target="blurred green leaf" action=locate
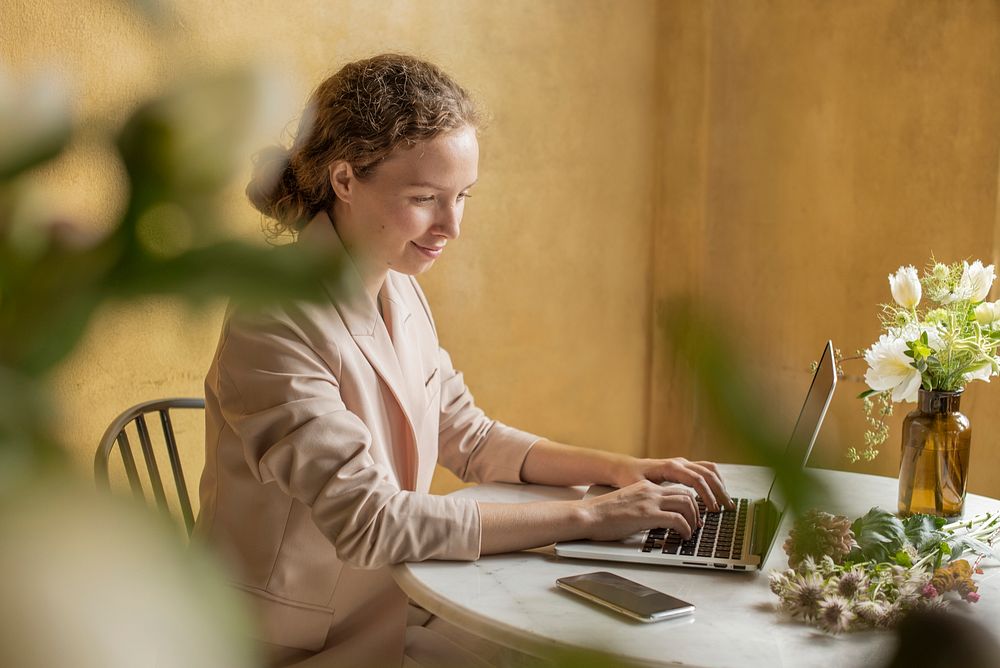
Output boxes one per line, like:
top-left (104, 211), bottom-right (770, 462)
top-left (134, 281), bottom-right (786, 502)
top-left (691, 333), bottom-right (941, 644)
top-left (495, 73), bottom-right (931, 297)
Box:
top-left (116, 70), bottom-right (258, 219)
top-left (658, 297), bottom-right (828, 515)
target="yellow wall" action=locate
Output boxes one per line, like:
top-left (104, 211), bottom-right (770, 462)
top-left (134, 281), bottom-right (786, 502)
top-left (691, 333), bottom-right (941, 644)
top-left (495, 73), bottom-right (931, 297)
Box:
top-left (4, 0), bottom-right (999, 508)
top-left (651, 1), bottom-right (1000, 498)
top-left (1, 0), bottom-right (659, 502)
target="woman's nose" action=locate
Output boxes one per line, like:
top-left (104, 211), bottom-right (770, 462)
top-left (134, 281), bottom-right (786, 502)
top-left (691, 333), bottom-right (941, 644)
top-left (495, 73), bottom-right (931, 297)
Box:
top-left (436, 203), bottom-right (462, 239)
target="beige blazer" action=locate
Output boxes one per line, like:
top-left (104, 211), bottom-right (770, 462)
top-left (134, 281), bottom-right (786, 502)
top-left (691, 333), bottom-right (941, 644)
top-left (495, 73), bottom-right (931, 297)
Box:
top-left (195, 212), bottom-right (540, 666)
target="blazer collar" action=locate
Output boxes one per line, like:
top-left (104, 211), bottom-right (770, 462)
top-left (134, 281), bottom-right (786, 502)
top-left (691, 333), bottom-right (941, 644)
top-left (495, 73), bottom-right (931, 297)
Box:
top-left (298, 211), bottom-right (422, 489)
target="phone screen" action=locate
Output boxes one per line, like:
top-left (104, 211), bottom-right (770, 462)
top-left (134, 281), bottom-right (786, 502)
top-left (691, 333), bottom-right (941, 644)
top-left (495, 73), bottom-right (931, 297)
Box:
top-left (556, 571), bottom-right (695, 622)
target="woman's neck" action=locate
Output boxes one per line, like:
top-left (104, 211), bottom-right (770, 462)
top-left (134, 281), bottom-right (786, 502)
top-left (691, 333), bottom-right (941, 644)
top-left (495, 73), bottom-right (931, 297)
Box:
top-left (328, 213), bottom-right (386, 303)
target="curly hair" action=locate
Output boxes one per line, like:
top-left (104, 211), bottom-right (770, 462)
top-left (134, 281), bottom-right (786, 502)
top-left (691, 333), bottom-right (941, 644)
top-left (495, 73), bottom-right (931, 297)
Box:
top-left (247, 53), bottom-right (481, 237)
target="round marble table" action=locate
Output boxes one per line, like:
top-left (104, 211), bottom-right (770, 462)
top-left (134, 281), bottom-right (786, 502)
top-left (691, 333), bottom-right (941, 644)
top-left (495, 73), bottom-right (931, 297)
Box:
top-left (391, 464), bottom-right (1000, 668)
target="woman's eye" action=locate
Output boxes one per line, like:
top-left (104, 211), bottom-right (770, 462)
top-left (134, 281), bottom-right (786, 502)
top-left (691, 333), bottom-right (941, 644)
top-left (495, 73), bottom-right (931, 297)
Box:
top-left (412, 195), bottom-right (435, 203)
top-left (458, 192), bottom-right (472, 201)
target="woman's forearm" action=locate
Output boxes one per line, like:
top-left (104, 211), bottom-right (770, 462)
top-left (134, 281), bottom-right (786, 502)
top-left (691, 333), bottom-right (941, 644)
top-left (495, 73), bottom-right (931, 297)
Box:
top-left (518, 438), bottom-right (634, 488)
top-left (478, 480), bottom-right (703, 554)
top-left (478, 500), bottom-right (593, 554)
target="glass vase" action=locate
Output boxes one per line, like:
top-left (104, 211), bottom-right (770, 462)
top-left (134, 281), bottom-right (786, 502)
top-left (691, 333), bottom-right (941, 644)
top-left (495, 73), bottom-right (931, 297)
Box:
top-left (897, 389), bottom-right (971, 519)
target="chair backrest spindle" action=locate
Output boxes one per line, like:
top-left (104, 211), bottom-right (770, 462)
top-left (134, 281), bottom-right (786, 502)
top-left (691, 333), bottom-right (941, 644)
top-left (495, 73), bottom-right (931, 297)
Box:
top-left (160, 409), bottom-right (196, 535)
top-left (95, 398), bottom-right (205, 539)
top-left (135, 413), bottom-right (169, 514)
top-left (115, 431), bottom-right (145, 499)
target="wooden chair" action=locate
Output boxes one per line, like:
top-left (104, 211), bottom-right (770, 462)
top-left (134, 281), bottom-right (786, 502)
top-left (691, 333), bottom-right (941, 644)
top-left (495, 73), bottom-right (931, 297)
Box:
top-left (95, 398), bottom-right (205, 537)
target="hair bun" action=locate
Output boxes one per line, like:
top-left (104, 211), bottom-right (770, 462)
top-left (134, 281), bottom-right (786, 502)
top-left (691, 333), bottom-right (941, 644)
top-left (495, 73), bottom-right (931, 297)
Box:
top-left (246, 144), bottom-right (297, 221)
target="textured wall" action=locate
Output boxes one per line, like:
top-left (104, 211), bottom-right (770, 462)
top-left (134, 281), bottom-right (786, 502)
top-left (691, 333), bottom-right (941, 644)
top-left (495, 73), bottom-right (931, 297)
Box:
top-left (7, 0), bottom-right (998, 510)
top-left (1, 1), bottom-right (658, 501)
top-left (651, 1), bottom-right (1000, 498)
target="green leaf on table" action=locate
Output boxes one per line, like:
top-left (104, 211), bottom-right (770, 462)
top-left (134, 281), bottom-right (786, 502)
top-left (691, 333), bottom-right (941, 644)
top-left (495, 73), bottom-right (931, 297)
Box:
top-left (849, 507), bottom-right (907, 563)
top-left (903, 514), bottom-right (947, 556)
top-left (894, 550), bottom-right (913, 567)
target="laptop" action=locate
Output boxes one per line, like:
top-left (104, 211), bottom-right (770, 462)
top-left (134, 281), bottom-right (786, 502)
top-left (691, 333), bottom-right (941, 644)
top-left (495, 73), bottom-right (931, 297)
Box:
top-left (554, 340), bottom-right (837, 572)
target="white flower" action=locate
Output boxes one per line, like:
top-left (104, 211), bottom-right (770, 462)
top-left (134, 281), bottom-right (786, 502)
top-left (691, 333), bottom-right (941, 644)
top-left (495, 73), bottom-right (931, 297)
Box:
top-left (890, 323), bottom-right (945, 351)
top-left (864, 335), bottom-right (922, 402)
top-left (964, 362), bottom-right (994, 384)
top-left (958, 260), bottom-right (995, 303)
top-left (888, 265), bottom-right (922, 309)
top-left (974, 300), bottom-right (1000, 325)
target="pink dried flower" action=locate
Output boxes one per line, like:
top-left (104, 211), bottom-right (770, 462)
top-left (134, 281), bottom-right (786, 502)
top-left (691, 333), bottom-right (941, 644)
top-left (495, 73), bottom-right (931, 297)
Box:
top-left (921, 583), bottom-right (939, 599)
top-left (965, 591), bottom-right (981, 604)
top-left (817, 596), bottom-right (855, 634)
top-left (837, 567), bottom-right (868, 599)
top-left (786, 572), bottom-right (826, 620)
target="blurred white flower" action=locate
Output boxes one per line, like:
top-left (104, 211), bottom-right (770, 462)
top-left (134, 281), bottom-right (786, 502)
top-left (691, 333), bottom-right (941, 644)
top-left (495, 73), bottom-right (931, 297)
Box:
top-left (864, 335), bottom-right (922, 402)
top-left (964, 361), bottom-right (995, 384)
top-left (888, 266), bottom-right (922, 309)
top-left (0, 68), bottom-right (72, 177)
top-left (957, 260), bottom-right (995, 303)
top-left (974, 300), bottom-right (1000, 325)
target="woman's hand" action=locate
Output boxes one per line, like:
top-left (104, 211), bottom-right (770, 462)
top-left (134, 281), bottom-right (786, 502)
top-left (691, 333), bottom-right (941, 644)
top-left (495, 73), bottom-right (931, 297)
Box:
top-left (610, 457), bottom-right (734, 512)
top-left (580, 480), bottom-right (700, 541)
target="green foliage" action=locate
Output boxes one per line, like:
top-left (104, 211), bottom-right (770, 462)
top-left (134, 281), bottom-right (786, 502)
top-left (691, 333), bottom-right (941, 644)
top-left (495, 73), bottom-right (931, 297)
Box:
top-left (0, 67), bottom-right (346, 485)
top-left (659, 298), bottom-right (827, 515)
top-left (903, 514), bottom-right (947, 555)
top-left (849, 508), bottom-right (908, 564)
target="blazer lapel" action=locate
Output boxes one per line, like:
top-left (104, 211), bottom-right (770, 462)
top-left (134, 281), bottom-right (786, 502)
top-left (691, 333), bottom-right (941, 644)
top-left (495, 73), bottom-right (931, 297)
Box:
top-left (381, 275), bottom-right (428, 415)
top-left (299, 212), bottom-right (420, 489)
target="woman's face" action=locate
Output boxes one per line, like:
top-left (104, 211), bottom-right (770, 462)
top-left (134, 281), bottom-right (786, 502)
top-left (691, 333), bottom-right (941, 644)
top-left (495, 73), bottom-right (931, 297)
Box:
top-left (330, 125), bottom-right (479, 284)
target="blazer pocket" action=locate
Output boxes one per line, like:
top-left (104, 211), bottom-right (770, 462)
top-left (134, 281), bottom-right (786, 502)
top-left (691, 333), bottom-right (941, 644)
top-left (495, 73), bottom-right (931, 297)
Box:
top-left (423, 367), bottom-right (441, 406)
top-left (238, 585), bottom-right (335, 652)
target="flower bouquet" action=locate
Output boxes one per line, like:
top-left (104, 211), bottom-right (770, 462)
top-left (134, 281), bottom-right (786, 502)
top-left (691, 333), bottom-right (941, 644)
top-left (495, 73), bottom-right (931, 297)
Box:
top-left (855, 259), bottom-right (1000, 517)
top-left (770, 507), bottom-right (1000, 634)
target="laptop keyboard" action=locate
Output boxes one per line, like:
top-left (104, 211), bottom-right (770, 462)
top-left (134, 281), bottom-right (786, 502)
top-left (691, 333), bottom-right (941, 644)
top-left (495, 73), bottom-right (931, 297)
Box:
top-left (641, 497), bottom-right (749, 560)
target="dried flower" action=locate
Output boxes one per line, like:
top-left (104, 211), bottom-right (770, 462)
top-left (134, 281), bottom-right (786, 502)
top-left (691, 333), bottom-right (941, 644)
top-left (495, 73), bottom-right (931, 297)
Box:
top-left (770, 508), bottom-right (999, 633)
top-left (817, 596), bottom-right (855, 634)
top-left (852, 599), bottom-right (889, 627)
top-left (784, 509), bottom-right (857, 569)
top-left (768, 570), bottom-right (790, 596)
top-left (785, 572), bottom-right (827, 620)
top-left (931, 559), bottom-right (979, 603)
top-left (836, 566), bottom-right (869, 599)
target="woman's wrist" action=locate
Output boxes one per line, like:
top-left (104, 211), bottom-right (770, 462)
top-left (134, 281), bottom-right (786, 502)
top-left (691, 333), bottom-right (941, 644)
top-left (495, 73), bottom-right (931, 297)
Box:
top-left (603, 454), bottom-right (645, 488)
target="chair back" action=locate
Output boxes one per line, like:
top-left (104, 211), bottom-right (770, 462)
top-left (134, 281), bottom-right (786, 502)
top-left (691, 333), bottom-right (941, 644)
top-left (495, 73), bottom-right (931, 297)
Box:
top-left (95, 398), bottom-right (205, 537)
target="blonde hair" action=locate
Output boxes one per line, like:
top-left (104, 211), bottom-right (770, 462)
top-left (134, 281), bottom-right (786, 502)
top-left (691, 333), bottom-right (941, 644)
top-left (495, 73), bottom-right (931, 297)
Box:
top-left (246, 54), bottom-right (480, 236)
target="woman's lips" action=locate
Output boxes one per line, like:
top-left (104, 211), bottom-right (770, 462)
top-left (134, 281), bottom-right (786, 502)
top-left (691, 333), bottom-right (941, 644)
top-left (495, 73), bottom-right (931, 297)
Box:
top-left (412, 242), bottom-right (444, 259)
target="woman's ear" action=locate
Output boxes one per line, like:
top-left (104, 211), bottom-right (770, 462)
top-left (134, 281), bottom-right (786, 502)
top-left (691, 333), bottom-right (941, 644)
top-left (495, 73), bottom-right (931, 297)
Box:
top-left (329, 160), bottom-right (355, 202)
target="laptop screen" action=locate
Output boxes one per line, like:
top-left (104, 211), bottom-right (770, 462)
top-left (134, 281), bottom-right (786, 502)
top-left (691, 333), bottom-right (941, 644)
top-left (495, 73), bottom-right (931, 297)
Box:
top-left (754, 341), bottom-right (837, 565)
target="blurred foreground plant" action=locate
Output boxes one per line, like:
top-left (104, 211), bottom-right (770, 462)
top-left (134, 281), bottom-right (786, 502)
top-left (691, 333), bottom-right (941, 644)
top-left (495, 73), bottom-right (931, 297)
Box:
top-left (0, 57), bottom-right (345, 667)
top-left (659, 298), bottom-right (828, 517)
top-left (0, 66), bottom-right (344, 482)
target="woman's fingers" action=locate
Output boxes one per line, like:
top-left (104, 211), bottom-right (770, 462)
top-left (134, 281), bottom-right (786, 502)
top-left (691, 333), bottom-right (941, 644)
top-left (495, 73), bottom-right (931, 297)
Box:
top-left (659, 491), bottom-right (698, 534)
top-left (668, 463), bottom-right (717, 511)
top-left (657, 511), bottom-right (693, 540)
top-left (689, 461), bottom-right (734, 510)
top-left (664, 459), bottom-right (733, 512)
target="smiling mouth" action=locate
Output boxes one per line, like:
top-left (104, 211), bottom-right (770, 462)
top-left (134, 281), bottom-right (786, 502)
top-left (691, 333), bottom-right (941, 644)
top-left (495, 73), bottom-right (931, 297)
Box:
top-left (412, 242), bottom-right (445, 257)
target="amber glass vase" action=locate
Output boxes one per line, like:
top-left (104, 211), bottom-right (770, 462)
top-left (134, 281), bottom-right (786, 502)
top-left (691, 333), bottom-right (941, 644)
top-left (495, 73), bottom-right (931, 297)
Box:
top-left (897, 389), bottom-right (971, 519)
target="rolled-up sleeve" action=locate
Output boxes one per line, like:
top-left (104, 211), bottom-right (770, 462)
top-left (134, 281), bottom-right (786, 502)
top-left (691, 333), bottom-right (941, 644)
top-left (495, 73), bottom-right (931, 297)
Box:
top-left (435, 346), bottom-right (542, 484)
top-left (216, 312), bottom-right (482, 569)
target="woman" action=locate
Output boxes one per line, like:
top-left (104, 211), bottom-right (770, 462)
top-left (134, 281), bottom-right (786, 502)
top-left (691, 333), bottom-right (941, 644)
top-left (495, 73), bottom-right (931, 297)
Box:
top-left (196, 53), bottom-right (732, 667)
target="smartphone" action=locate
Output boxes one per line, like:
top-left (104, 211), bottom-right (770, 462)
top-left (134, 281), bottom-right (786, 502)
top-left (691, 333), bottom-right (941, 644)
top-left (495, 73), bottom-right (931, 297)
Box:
top-left (556, 571), bottom-right (695, 623)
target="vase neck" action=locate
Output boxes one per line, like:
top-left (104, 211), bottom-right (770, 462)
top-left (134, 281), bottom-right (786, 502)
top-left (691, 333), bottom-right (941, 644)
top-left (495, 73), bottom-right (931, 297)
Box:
top-left (918, 389), bottom-right (963, 413)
